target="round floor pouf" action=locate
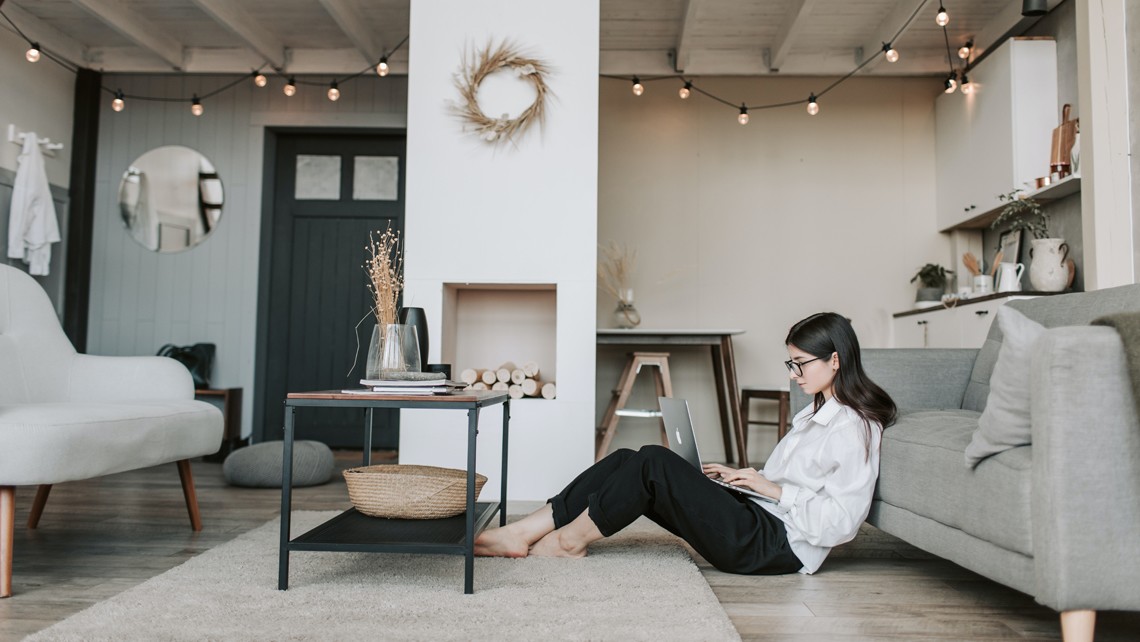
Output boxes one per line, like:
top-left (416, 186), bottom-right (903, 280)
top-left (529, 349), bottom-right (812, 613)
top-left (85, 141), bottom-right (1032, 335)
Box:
top-left (222, 440), bottom-right (335, 488)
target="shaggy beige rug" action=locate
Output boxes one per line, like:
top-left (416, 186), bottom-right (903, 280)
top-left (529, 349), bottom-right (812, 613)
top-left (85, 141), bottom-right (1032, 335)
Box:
top-left (26, 512), bottom-right (740, 641)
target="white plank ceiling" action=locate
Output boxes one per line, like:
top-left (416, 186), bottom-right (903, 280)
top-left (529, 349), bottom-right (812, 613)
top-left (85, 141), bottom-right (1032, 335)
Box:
top-left (1, 0), bottom-right (1062, 76)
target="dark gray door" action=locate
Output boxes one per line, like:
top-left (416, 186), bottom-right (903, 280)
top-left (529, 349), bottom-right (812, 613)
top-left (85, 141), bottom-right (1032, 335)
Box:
top-left (258, 131), bottom-right (405, 447)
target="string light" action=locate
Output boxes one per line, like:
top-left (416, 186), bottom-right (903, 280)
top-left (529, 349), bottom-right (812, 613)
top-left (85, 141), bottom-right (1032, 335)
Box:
top-left (883, 42), bottom-right (899, 63)
top-left (190, 95), bottom-right (203, 116)
top-left (959, 74), bottom-right (972, 94)
top-left (111, 89), bottom-right (125, 112)
top-left (631, 77), bottom-right (644, 96)
top-left (737, 104), bottom-right (749, 125)
top-left (943, 73), bottom-right (957, 93)
top-left (283, 76), bottom-right (297, 97)
top-left (327, 80), bottom-right (340, 101)
top-left (807, 93), bottom-right (819, 116)
top-left (958, 40), bottom-right (973, 60)
top-left (678, 81), bottom-right (692, 99)
top-left (253, 71), bottom-right (267, 87)
top-left (376, 57), bottom-right (390, 77)
top-left (935, 3), bottom-right (949, 26)
top-left (25, 42), bottom-right (39, 63)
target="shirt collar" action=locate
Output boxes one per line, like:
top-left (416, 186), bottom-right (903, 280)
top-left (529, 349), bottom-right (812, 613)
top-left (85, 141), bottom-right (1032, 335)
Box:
top-left (810, 396), bottom-right (844, 426)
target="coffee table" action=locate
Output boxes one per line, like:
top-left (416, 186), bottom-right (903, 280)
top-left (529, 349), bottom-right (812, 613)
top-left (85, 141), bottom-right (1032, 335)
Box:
top-left (278, 390), bottom-right (510, 594)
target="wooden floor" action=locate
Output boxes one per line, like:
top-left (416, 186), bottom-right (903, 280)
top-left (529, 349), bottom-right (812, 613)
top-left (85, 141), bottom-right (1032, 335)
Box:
top-left (2, 453), bottom-right (1138, 641)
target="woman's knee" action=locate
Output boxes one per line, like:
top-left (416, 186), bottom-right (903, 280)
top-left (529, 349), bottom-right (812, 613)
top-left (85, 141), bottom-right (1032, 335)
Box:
top-left (637, 444), bottom-right (672, 458)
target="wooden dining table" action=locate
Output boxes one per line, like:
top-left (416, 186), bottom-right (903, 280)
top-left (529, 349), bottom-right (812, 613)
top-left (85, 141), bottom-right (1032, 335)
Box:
top-left (597, 329), bottom-right (749, 467)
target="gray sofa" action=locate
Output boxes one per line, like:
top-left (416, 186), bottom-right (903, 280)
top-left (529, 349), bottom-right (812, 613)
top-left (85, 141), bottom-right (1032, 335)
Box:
top-left (790, 285), bottom-right (1140, 638)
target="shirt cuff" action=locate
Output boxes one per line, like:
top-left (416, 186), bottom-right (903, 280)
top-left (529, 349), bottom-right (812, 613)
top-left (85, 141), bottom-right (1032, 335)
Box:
top-left (777, 483), bottom-right (799, 513)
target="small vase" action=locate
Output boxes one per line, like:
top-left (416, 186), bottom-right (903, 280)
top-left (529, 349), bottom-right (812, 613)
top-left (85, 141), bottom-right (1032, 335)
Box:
top-left (379, 323), bottom-right (421, 375)
top-left (398, 307), bottom-right (429, 371)
top-left (614, 289), bottom-right (641, 329)
top-left (1028, 238), bottom-right (1069, 292)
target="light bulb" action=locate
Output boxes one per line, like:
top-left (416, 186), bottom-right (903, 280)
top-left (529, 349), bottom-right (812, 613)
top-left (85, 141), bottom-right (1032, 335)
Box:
top-left (376, 58), bottom-right (390, 77)
top-left (254, 73), bottom-right (268, 87)
top-left (807, 94), bottom-right (819, 116)
top-left (944, 74), bottom-right (957, 93)
top-left (737, 105), bottom-right (749, 125)
top-left (25, 43), bottom-right (40, 63)
top-left (960, 75), bottom-right (973, 94)
top-left (679, 82), bottom-right (691, 99)
top-left (935, 5), bottom-right (950, 26)
top-left (283, 77), bottom-right (297, 97)
top-left (191, 96), bottom-right (203, 116)
top-left (958, 44), bottom-right (971, 60)
top-left (885, 46), bottom-right (899, 63)
top-left (327, 81), bottom-right (340, 102)
top-left (631, 77), bottom-right (644, 96)
top-left (112, 90), bottom-right (125, 112)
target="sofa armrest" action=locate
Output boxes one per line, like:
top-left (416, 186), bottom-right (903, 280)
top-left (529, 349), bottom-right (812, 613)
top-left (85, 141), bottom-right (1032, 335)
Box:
top-left (66, 354), bottom-right (195, 403)
top-left (1030, 326), bottom-right (1140, 611)
top-left (792, 349), bottom-right (978, 414)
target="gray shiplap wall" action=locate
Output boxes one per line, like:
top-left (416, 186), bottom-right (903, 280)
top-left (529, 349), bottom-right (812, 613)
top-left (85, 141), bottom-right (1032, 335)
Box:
top-left (0, 166), bottom-right (70, 317)
top-left (90, 74), bottom-right (408, 437)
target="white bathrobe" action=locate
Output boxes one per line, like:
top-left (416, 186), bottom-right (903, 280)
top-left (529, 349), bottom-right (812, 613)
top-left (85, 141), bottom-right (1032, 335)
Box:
top-left (7, 134), bottom-right (60, 275)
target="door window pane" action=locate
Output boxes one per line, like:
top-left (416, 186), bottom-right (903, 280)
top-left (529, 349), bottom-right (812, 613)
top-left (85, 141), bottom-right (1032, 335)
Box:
top-left (295, 155), bottom-right (341, 200)
top-left (353, 156), bottom-right (399, 201)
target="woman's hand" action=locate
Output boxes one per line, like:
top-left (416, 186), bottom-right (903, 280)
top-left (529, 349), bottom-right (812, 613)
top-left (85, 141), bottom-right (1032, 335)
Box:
top-left (701, 464), bottom-right (782, 500)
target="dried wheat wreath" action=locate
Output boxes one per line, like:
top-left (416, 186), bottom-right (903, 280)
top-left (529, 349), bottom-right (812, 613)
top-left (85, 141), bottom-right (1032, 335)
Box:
top-left (453, 41), bottom-right (551, 145)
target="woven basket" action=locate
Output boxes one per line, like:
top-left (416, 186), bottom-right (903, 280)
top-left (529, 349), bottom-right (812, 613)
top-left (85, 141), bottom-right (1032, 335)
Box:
top-left (343, 464), bottom-right (487, 519)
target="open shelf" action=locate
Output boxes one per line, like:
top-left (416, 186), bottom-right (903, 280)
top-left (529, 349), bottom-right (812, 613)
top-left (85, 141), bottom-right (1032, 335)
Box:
top-left (440, 283), bottom-right (557, 385)
top-left (945, 174), bottom-right (1081, 231)
top-left (290, 503), bottom-right (500, 553)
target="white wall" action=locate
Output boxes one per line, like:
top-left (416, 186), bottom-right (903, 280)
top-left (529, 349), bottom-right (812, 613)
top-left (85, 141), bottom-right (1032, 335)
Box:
top-left (596, 76), bottom-right (946, 464)
top-left (88, 73), bottom-right (408, 437)
top-left (0, 28), bottom-right (73, 188)
top-left (400, 0), bottom-right (599, 501)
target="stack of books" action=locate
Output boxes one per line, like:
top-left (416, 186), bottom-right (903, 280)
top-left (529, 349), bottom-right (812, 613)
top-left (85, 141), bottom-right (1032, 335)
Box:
top-left (344, 378), bottom-right (469, 395)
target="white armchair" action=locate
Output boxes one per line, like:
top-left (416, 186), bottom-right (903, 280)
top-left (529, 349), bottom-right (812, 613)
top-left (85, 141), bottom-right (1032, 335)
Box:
top-left (0, 264), bottom-right (223, 597)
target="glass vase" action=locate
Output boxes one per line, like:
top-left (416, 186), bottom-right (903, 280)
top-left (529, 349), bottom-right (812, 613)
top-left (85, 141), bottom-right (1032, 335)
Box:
top-left (379, 323), bottom-right (421, 376)
top-left (614, 289), bottom-right (642, 329)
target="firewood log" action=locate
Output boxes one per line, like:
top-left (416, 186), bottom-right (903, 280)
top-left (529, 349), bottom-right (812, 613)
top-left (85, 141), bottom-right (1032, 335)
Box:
top-left (541, 382), bottom-right (556, 399)
top-left (481, 369), bottom-right (497, 385)
top-left (492, 381), bottom-right (509, 391)
top-left (521, 378), bottom-right (540, 397)
top-left (496, 362), bottom-right (517, 383)
top-left (510, 368), bottom-right (526, 384)
top-left (523, 362), bottom-right (540, 378)
top-left (508, 384), bottom-right (524, 399)
top-left (460, 369), bottom-right (479, 385)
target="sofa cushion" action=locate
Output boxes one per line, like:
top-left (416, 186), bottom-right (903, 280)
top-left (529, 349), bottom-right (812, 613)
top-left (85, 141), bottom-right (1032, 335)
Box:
top-left (965, 307), bottom-right (1046, 467)
top-left (0, 401), bottom-right (223, 486)
top-left (877, 410), bottom-right (1033, 556)
top-left (963, 284), bottom-right (1140, 412)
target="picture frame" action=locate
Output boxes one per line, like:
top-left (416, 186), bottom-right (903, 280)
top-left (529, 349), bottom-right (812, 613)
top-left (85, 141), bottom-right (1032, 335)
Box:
top-left (998, 229), bottom-right (1022, 265)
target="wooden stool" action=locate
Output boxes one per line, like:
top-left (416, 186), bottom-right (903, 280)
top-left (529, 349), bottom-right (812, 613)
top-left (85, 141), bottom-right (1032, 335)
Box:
top-left (596, 352), bottom-right (674, 461)
top-left (740, 387), bottom-right (790, 451)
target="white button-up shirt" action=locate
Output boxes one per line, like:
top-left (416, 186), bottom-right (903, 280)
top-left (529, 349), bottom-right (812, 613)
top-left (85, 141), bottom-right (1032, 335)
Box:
top-left (756, 396), bottom-right (882, 574)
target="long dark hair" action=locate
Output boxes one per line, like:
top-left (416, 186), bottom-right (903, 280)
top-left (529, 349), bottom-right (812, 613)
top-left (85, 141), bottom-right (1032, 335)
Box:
top-left (785, 312), bottom-right (897, 458)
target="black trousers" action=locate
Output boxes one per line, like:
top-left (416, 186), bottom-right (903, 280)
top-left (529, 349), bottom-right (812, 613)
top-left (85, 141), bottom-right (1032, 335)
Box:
top-left (547, 445), bottom-right (802, 575)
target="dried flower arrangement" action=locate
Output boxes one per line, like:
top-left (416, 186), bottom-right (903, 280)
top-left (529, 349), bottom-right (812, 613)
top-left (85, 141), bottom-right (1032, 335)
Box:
top-left (598, 241), bottom-right (636, 305)
top-left (365, 226), bottom-right (404, 329)
top-left (452, 40), bottom-right (551, 145)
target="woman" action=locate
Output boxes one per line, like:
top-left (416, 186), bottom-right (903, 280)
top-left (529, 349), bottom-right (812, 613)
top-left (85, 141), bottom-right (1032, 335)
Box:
top-left (475, 312), bottom-right (896, 575)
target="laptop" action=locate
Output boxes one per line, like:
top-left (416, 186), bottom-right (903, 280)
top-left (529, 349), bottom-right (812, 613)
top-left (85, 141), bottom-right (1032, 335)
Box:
top-left (659, 397), bottom-right (777, 504)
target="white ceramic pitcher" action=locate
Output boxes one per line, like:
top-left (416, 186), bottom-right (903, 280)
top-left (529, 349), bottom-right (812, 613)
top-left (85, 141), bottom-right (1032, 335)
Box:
top-left (996, 262), bottom-right (1025, 293)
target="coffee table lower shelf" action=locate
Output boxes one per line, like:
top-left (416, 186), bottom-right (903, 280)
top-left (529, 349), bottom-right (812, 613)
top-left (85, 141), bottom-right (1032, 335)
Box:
top-left (288, 503), bottom-right (501, 554)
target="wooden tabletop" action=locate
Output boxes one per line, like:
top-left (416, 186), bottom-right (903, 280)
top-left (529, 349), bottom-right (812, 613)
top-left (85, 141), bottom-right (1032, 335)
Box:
top-left (286, 390), bottom-right (509, 404)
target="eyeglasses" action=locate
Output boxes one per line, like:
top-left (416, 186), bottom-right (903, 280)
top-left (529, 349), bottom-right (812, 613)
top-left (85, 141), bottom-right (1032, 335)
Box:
top-left (784, 357), bottom-right (821, 377)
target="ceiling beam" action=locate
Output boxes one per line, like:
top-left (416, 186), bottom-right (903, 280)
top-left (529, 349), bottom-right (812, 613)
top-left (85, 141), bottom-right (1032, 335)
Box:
top-left (188, 0), bottom-right (286, 69)
top-left (68, 0), bottom-right (183, 69)
top-left (674, 0), bottom-right (703, 73)
top-left (0, 2), bottom-right (87, 65)
top-left (88, 47), bottom-right (410, 74)
top-left (316, 0), bottom-right (382, 65)
top-left (856, 0), bottom-right (925, 75)
top-left (769, 0), bottom-right (819, 72)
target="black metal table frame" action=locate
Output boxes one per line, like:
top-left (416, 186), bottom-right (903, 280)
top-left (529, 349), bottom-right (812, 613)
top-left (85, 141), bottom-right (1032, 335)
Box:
top-left (278, 394), bottom-right (510, 594)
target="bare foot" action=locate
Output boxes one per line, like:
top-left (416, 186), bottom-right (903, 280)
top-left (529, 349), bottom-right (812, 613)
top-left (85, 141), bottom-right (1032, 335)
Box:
top-left (474, 527), bottom-right (529, 558)
top-left (528, 530), bottom-right (586, 558)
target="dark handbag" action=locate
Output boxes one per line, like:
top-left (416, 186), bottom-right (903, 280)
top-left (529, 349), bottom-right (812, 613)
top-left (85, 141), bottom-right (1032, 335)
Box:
top-left (157, 343), bottom-right (216, 389)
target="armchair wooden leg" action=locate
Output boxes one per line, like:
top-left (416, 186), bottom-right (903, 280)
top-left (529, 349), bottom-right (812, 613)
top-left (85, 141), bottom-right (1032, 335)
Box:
top-left (176, 460), bottom-right (203, 532)
top-left (27, 485), bottom-right (51, 529)
top-left (1, 486), bottom-right (14, 598)
top-left (1060, 609), bottom-right (1095, 642)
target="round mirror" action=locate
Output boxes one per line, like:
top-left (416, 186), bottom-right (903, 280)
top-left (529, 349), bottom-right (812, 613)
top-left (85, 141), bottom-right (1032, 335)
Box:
top-left (119, 145), bottom-right (223, 252)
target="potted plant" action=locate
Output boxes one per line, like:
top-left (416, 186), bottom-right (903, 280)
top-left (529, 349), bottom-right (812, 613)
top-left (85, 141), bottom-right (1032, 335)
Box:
top-left (911, 263), bottom-right (953, 305)
top-left (991, 190), bottom-right (1070, 292)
